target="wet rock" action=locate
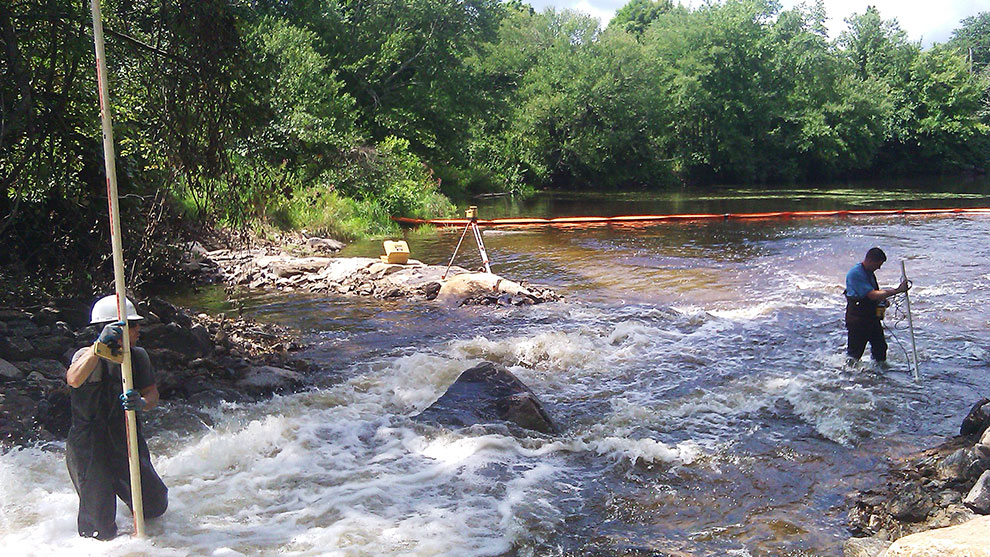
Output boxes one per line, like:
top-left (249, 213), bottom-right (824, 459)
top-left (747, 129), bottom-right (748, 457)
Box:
top-left (928, 503), bottom-right (976, 529)
top-left (186, 387), bottom-right (252, 407)
top-left (960, 398), bottom-right (990, 437)
top-left (0, 298), bottom-right (312, 446)
top-left (964, 471), bottom-right (990, 514)
top-left (843, 536), bottom-right (891, 557)
top-left (937, 447), bottom-right (984, 483)
top-left (146, 297), bottom-right (180, 325)
top-left (0, 358), bottom-right (25, 381)
top-left (0, 391), bottom-right (38, 444)
top-left (415, 362), bottom-right (557, 435)
top-left (422, 282), bottom-right (441, 300)
top-left (27, 334), bottom-right (72, 359)
top-left (884, 516), bottom-right (990, 556)
top-left (887, 484), bottom-right (935, 522)
top-left (236, 365), bottom-right (303, 396)
top-left (37, 388), bottom-right (71, 438)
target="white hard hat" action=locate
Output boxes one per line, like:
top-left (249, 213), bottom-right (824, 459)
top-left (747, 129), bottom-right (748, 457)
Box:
top-left (90, 295), bottom-right (144, 324)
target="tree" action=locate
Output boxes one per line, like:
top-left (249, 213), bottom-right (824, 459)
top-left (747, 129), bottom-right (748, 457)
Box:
top-left (899, 45), bottom-right (990, 170)
top-left (949, 12), bottom-right (990, 75)
top-left (837, 6), bottom-right (917, 85)
top-left (609, 0), bottom-right (673, 37)
top-left (645, 0), bottom-right (787, 183)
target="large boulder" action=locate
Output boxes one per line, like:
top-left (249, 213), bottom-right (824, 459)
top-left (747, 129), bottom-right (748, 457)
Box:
top-left (964, 471), bottom-right (990, 514)
top-left (236, 365), bottom-right (303, 396)
top-left (436, 272), bottom-right (538, 306)
top-left (415, 362), bottom-right (557, 434)
top-left (884, 516), bottom-right (990, 556)
top-left (960, 398), bottom-right (990, 438)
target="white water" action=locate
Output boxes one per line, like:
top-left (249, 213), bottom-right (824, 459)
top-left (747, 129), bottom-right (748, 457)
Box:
top-left (3, 204), bottom-right (989, 555)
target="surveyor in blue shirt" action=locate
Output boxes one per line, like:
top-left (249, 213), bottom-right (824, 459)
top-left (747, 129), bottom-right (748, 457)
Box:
top-left (844, 247), bottom-right (910, 363)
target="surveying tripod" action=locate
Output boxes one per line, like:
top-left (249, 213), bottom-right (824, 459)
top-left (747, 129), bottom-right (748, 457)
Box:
top-left (442, 206), bottom-right (491, 280)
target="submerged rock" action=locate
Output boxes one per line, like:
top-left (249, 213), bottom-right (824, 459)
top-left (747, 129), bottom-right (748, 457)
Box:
top-left (415, 362), bottom-right (557, 435)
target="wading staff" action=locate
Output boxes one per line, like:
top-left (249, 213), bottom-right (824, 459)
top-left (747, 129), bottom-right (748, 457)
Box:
top-left (89, 0), bottom-right (146, 537)
top-left (901, 261), bottom-right (920, 381)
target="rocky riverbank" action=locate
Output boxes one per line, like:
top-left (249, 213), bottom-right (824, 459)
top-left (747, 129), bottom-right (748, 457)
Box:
top-left (182, 237), bottom-right (559, 306)
top-left (1, 237), bottom-right (561, 447)
top-left (844, 399), bottom-right (990, 556)
top-left (0, 298), bottom-right (312, 446)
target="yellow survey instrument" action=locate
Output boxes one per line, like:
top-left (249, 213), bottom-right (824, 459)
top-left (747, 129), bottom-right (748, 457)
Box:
top-left (93, 339), bottom-right (124, 363)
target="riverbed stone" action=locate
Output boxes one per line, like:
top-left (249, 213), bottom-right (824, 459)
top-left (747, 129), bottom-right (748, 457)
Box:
top-left (884, 516), bottom-right (990, 556)
top-left (960, 398), bottom-right (990, 437)
top-left (963, 471), bottom-right (990, 514)
top-left (236, 365), bottom-right (303, 395)
top-left (435, 272), bottom-right (534, 305)
top-left (936, 448), bottom-right (981, 483)
top-left (0, 358), bottom-right (24, 381)
top-left (887, 484), bottom-right (935, 522)
top-left (415, 362), bottom-right (557, 435)
top-left (842, 537), bottom-right (891, 557)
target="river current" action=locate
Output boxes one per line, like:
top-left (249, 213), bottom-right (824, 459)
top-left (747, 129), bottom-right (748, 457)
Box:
top-left (2, 183), bottom-right (989, 555)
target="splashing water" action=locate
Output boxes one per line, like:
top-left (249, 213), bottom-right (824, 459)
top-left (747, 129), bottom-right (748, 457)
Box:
top-left (3, 187), bottom-right (990, 555)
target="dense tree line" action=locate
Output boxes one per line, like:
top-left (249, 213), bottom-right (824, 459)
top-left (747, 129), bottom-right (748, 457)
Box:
top-left (1, 0), bottom-right (989, 300)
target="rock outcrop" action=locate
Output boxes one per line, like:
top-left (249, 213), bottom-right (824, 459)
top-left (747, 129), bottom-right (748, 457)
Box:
top-left (883, 516), bottom-right (990, 556)
top-left (415, 362), bottom-right (557, 435)
top-left (0, 298), bottom-right (310, 446)
top-left (192, 245), bottom-right (558, 306)
top-left (846, 398), bottom-right (990, 555)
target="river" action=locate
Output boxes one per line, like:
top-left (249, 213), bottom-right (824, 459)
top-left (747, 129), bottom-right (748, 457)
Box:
top-left (2, 181), bottom-right (990, 555)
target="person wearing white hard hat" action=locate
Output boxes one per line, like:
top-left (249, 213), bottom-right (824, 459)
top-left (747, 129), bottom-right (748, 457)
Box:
top-left (64, 295), bottom-right (168, 540)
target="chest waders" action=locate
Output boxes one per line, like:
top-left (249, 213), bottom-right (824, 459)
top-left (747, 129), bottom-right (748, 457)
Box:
top-left (66, 361), bottom-right (167, 539)
top-left (845, 269), bottom-right (888, 362)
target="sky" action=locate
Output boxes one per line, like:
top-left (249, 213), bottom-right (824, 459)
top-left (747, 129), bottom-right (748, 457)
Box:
top-left (526, 0), bottom-right (988, 47)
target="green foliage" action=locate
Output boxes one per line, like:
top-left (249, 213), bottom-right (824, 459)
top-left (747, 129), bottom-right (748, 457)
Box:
top-left (244, 16), bottom-right (358, 167)
top-left (4, 0), bottom-right (990, 302)
top-left (838, 6), bottom-right (918, 84)
top-left (609, 0), bottom-right (673, 36)
top-left (949, 12), bottom-right (990, 75)
top-left (324, 136), bottom-right (454, 218)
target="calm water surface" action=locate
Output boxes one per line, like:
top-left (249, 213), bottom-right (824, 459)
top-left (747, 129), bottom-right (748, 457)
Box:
top-left (2, 183), bottom-right (989, 556)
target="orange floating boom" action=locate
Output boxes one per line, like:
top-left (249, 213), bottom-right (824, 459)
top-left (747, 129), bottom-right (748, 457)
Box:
top-left (392, 207), bottom-right (990, 228)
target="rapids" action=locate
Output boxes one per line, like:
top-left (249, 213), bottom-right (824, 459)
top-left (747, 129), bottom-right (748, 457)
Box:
top-left (2, 184), bottom-right (989, 555)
